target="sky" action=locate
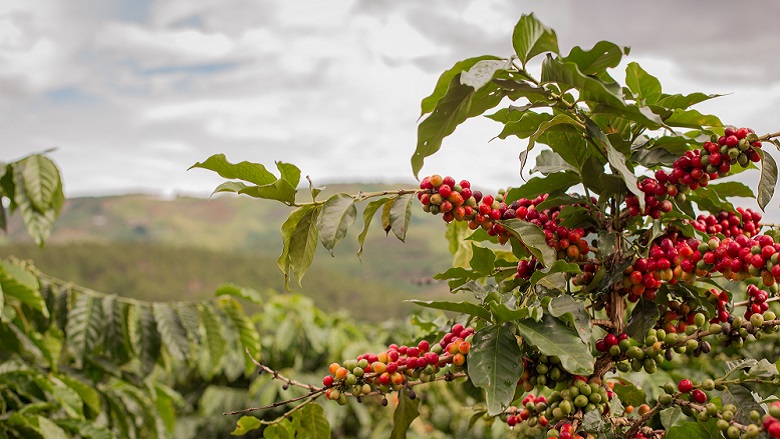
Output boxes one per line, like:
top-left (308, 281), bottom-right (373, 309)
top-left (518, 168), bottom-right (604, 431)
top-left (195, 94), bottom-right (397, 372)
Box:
top-left (2, 0), bottom-right (780, 219)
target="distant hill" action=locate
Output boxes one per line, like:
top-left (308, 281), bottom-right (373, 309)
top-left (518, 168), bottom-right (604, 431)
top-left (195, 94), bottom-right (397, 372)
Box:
top-left (0, 184), bottom-right (459, 320)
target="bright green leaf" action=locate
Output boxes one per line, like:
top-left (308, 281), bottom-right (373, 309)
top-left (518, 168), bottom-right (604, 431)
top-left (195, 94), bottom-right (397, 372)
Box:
top-left (563, 41), bottom-right (629, 76)
top-left (190, 154), bottom-right (276, 186)
top-left (215, 283), bottom-right (263, 306)
top-left (470, 244), bottom-right (496, 275)
top-left (512, 13), bottom-right (559, 65)
top-left (625, 62), bottom-right (662, 105)
top-left (293, 403), bottom-right (330, 439)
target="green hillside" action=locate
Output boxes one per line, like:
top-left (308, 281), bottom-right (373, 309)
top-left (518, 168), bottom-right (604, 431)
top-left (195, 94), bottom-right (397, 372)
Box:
top-left (0, 184), bottom-right (459, 320)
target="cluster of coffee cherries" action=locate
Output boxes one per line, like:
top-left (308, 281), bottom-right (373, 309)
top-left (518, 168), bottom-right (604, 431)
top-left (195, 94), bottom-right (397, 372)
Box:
top-left (765, 402), bottom-right (780, 438)
top-left (660, 298), bottom-right (723, 336)
top-left (744, 284), bottom-right (772, 320)
top-left (690, 208), bottom-right (763, 237)
top-left (698, 234), bottom-right (780, 286)
top-left (321, 324), bottom-right (473, 405)
top-left (620, 232), bottom-right (701, 302)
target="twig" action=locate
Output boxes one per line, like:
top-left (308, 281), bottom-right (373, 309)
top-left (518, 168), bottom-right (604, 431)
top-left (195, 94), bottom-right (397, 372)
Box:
top-left (245, 348), bottom-right (320, 391)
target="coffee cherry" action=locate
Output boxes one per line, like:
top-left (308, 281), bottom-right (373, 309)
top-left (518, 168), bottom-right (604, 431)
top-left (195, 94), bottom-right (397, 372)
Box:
top-left (678, 379), bottom-right (694, 393)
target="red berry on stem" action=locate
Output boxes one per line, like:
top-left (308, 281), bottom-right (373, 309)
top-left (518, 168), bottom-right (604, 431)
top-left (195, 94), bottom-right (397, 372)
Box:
top-left (678, 379), bottom-right (693, 393)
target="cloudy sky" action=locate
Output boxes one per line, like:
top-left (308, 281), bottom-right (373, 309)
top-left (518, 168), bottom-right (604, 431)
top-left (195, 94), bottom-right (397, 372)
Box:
top-left (3, 0), bottom-right (780, 217)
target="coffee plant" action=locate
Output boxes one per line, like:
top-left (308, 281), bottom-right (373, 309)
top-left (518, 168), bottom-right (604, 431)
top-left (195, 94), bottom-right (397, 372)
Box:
top-left (194, 14), bottom-right (780, 439)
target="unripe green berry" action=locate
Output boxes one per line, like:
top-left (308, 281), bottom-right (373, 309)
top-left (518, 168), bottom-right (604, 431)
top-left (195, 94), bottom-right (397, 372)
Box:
top-left (751, 313), bottom-right (764, 327)
top-left (658, 394), bottom-right (673, 405)
top-left (709, 323), bottom-right (722, 334)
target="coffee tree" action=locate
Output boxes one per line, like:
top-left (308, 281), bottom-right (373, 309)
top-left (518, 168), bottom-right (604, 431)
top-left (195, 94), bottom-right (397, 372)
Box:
top-left (196, 14), bottom-right (780, 439)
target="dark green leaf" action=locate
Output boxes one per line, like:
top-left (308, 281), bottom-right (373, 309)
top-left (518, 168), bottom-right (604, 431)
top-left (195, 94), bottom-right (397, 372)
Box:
top-left (420, 56), bottom-right (502, 116)
top-left (504, 172), bottom-right (581, 202)
top-left (198, 302), bottom-right (227, 378)
top-left (153, 303), bottom-right (190, 362)
top-left (101, 295), bottom-right (131, 365)
top-left (389, 194), bottom-right (414, 241)
top-left (757, 149), bottom-right (778, 211)
top-left (412, 75), bottom-right (503, 178)
top-left (512, 13), bottom-right (559, 65)
top-left (660, 407), bottom-right (686, 429)
top-left (631, 146), bottom-right (679, 167)
top-left (722, 385), bottom-right (764, 424)
top-left (625, 62), bottom-right (662, 105)
top-left (625, 298), bottom-right (660, 340)
top-left (65, 294), bottom-right (103, 369)
top-left (467, 324), bottom-right (523, 415)
top-left (316, 193), bottom-right (357, 254)
top-left (277, 205), bottom-right (320, 289)
top-left (525, 114), bottom-right (582, 166)
top-left (547, 294), bottom-right (590, 344)
top-left (217, 297), bottom-right (261, 377)
top-left (665, 419), bottom-right (721, 439)
top-left (390, 388), bottom-right (420, 439)
top-left (496, 112), bottom-right (553, 140)
top-left (531, 260), bottom-right (581, 286)
top-left (611, 380), bottom-right (646, 407)
top-left (706, 181), bottom-right (754, 199)
top-left (470, 244), bottom-right (496, 275)
top-left (489, 303), bottom-right (528, 324)
top-left (500, 219), bottom-right (556, 267)
top-left (537, 125), bottom-right (594, 172)
top-left (406, 300), bottom-right (491, 321)
top-left (563, 41), bottom-right (629, 76)
top-left (136, 304), bottom-right (161, 374)
top-left (584, 118), bottom-right (644, 211)
top-left (516, 314), bottom-right (595, 375)
top-left (357, 196), bottom-right (392, 258)
top-left (541, 56), bottom-right (625, 108)
top-left (460, 59), bottom-right (508, 90)
top-left (12, 165), bottom-right (61, 247)
top-left (0, 262), bottom-right (47, 317)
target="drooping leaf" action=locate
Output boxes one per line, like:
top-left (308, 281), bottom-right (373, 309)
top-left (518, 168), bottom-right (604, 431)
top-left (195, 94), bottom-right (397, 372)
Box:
top-left (357, 196), bottom-right (392, 258)
top-left (467, 324), bottom-right (523, 415)
top-left (279, 205), bottom-right (321, 288)
top-left (198, 302), bottom-right (227, 378)
top-left (136, 304), bottom-right (161, 374)
top-left (625, 62), bottom-right (662, 105)
top-left (563, 41), bottom-right (629, 76)
top-left (757, 149), bottom-right (778, 211)
top-left (584, 118), bottom-right (644, 211)
top-left (17, 154), bottom-right (63, 214)
top-left (389, 388), bottom-right (420, 439)
top-left (512, 13), bottom-right (559, 65)
top-left (516, 314), bottom-right (595, 375)
top-left (277, 206), bottom-right (312, 290)
top-left (275, 161), bottom-right (301, 188)
top-left (663, 109), bottom-right (722, 129)
top-left (238, 179), bottom-right (297, 205)
top-left (499, 219), bottom-right (556, 267)
top-left (12, 166), bottom-right (60, 247)
top-left (388, 193), bottom-right (414, 242)
top-left (420, 55), bottom-right (502, 116)
top-left (153, 303), bottom-right (190, 362)
top-left (215, 283), bottom-right (263, 306)
top-left (657, 92), bottom-right (721, 110)
top-left (65, 294), bottom-right (103, 369)
top-left (217, 297), bottom-right (261, 376)
top-left (101, 295), bottom-right (131, 365)
top-left (406, 299), bottom-right (491, 322)
top-left (316, 193), bottom-right (357, 255)
top-left (412, 75), bottom-right (503, 178)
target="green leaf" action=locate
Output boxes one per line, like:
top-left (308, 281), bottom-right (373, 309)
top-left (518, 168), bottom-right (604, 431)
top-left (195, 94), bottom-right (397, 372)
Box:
top-left (12, 165), bottom-right (60, 247)
top-left (531, 260), bottom-right (581, 285)
top-left (664, 419), bottom-right (721, 439)
top-left (722, 385), bottom-right (764, 424)
top-left (467, 324), bottom-right (523, 415)
top-left (611, 379), bottom-right (646, 407)
top-left (625, 298), bottom-right (660, 340)
top-left (210, 181), bottom-right (248, 196)
top-left (489, 303), bottom-right (528, 325)
top-left (625, 62), bottom-right (662, 105)
top-left (278, 206), bottom-right (312, 290)
top-left (198, 302), bottom-right (227, 378)
top-left (657, 92), bottom-right (720, 110)
top-left (706, 181), bottom-right (754, 199)
top-left (496, 112), bottom-right (553, 140)
top-left (215, 283), bottom-right (263, 306)
top-left (539, 125), bottom-right (594, 172)
top-left (524, 114), bottom-right (582, 167)
top-left (56, 374), bottom-right (101, 416)
top-left (190, 154), bottom-right (277, 186)
top-left (504, 172), bottom-right (581, 203)
top-left (56, 419), bottom-right (116, 439)
top-left (470, 244), bottom-right (496, 275)
top-left (136, 304), bottom-right (161, 374)
top-left (275, 161), bottom-right (301, 188)
top-left (516, 314), bottom-right (595, 375)
top-left (217, 297), bottom-right (261, 376)
top-left (631, 145), bottom-right (679, 167)
top-left (37, 416), bottom-right (69, 439)
top-left (420, 55), bottom-right (502, 116)
top-left (232, 416), bottom-right (263, 436)
top-left (563, 41), bottom-right (629, 76)
top-left (664, 109), bottom-right (722, 129)
top-left (65, 294), bottom-right (103, 369)
top-left (238, 179), bottom-right (297, 205)
top-left (293, 403), bottom-right (330, 439)
top-left (0, 262), bottom-right (47, 317)
top-left (279, 205), bottom-right (320, 288)
top-left (541, 56), bottom-right (625, 108)
top-left (757, 149), bottom-right (778, 211)
top-left (499, 219), bottom-right (556, 267)
top-left (18, 154), bottom-right (63, 214)
top-left (584, 118), bottom-right (644, 211)
top-left (460, 59), bottom-right (508, 90)
top-left (316, 193), bottom-right (357, 255)
top-left (546, 294), bottom-right (590, 344)
top-left (412, 75), bottom-right (503, 178)
top-left (357, 196), bottom-right (392, 258)
top-left (153, 303), bottom-right (190, 362)
top-left (263, 421), bottom-right (294, 439)
top-left (531, 150), bottom-right (576, 175)
top-left (388, 193), bottom-right (414, 242)
top-left (153, 384), bottom-right (177, 433)
top-left (512, 13), bottom-right (559, 65)
top-left (101, 295), bottom-right (131, 365)
top-left (390, 388), bottom-right (420, 439)
top-left (660, 407), bottom-right (686, 429)
top-left (406, 299), bottom-right (491, 321)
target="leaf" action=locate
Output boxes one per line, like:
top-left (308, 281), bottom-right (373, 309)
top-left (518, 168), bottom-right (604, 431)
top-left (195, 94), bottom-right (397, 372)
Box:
top-left (217, 297), bottom-right (261, 376)
top-left (283, 205), bottom-right (321, 288)
top-left (516, 314), bottom-right (595, 375)
top-left (412, 75), bottom-right (503, 178)
top-left (706, 181), bottom-right (754, 199)
top-left (660, 407), bottom-right (686, 429)
top-left (563, 41), bottom-right (629, 76)
top-left (625, 62), bottom-right (662, 105)
top-left (420, 55), bottom-right (502, 116)
top-left (11, 166), bottom-right (59, 246)
top-left (210, 181), bottom-right (249, 196)
top-left (356, 197), bottom-right (392, 258)
top-left (37, 416), bottom-right (69, 439)
top-left (232, 416), bottom-right (263, 436)
top-left (275, 162), bottom-right (301, 188)
top-left (277, 206), bottom-right (313, 290)
top-left (664, 109), bottom-right (722, 129)
top-left (757, 149), bottom-right (778, 211)
top-left (547, 294), bottom-right (590, 344)
top-left (154, 384), bottom-right (177, 433)
top-left (18, 154), bottom-right (63, 214)
top-left (611, 380), bottom-right (646, 407)
top-left (293, 403), bottom-right (330, 439)
top-left (665, 419), bottom-right (721, 439)
top-left (496, 112), bottom-right (553, 140)
top-left (525, 114), bottom-right (582, 166)
top-left (316, 193), bottom-right (357, 255)
top-left (722, 385), bottom-right (764, 424)
top-left (406, 299), bottom-right (491, 321)
top-left (390, 388), bottom-right (420, 439)
top-left (460, 59), bottom-right (508, 90)
top-left (215, 283), bottom-right (263, 306)
top-left (657, 92), bottom-right (721, 110)
top-left (539, 125), bottom-right (595, 172)
top-left (198, 302), bottom-right (226, 378)
top-left (541, 56), bottom-right (625, 108)
top-left (56, 374), bottom-right (101, 416)
top-left (0, 262), bottom-right (47, 317)
top-left (101, 295), bottom-right (131, 365)
top-left (238, 179), bottom-right (297, 205)
top-left (469, 244), bottom-right (496, 275)
top-left (136, 304), bottom-right (161, 374)
top-left (531, 260), bottom-right (581, 285)
top-left (631, 146), bottom-right (679, 167)
top-left (263, 422), bottom-right (293, 439)
top-left (153, 303), bottom-right (190, 362)
top-left (531, 150), bottom-right (576, 175)
top-left (467, 324), bottom-right (523, 415)
top-left (504, 172), bottom-right (581, 203)
top-left (499, 219), bottom-right (556, 267)
top-left (190, 154), bottom-right (276, 186)
top-left (512, 13), bottom-right (559, 65)
top-left (625, 298), bottom-right (660, 340)
top-left (388, 194), bottom-right (414, 242)
top-left (489, 303), bottom-right (528, 324)
top-left (584, 118), bottom-right (644, 212)
top-left (747, 358), bottom-right (778, 378)
top-left (65, 294), bottom-right (103, 369)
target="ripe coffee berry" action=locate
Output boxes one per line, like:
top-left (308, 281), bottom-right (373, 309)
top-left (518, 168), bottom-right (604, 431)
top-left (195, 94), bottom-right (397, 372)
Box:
top-left (678, 379), bottom-right (694, 393)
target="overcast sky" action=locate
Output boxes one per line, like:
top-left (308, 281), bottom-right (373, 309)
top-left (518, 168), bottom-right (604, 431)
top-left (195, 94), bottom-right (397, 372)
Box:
top-left (3, 0), bottom-right (780, 218)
